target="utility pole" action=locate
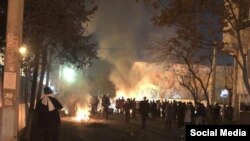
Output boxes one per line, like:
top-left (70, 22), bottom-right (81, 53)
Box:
top-left (1, 0), bottom-right (24, 141)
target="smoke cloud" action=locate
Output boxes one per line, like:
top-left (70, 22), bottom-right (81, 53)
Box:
top-left (89, 0), bottom-right (161, 94)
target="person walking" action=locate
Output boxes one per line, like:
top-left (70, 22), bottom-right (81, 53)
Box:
top-left (36, 86), bottom-right (63, 141)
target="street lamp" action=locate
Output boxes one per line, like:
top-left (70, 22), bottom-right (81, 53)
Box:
top-left (19, 44), bottom-right (28, 76)
top-left (220, 89), bottom-right (229, 124)
top-left (18, 44), bottom-right (29, 131)
top-left (19, 44), bottom-right (27, 57)
top-left (62, 66), bottom-right (76, 83)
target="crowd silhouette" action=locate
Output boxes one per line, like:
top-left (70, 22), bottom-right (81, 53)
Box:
top-left (88, 95), bottom-right (235, 129)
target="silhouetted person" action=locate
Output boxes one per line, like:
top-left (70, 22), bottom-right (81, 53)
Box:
top-left (214, 103), bottom-right (222, 124)
top-left (36, 86), bottom-right (63, 141)
top-left (102, 94), bottom-right (111, 121)
top-left (177, 102), bottom-right (185, 128)
top-left (184, 102), bottom-right (192, 125)
top-left (123, 98), bottom-right (131, 124)
top-left (139, 97), bottom-right (150, 129)
top-left (131, 98), bottom-right (136, 118)
top-left (165, 102), bottom-right (175, 129)
top-left (195, 103), bottom-right (206, 125)
top-left (225, 104), bottom-right (234, 124)
top-left (91, 95), bottom-right (99, 115)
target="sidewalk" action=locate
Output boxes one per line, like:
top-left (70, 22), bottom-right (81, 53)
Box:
top-left (238, 112), bottom-right (250, 124)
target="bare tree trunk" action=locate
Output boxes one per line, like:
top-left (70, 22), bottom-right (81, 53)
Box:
top-left (191, 93), bottom-right (198, 104)
top-left (24, 49), bottom-right (39, 140)
top-left (236, 30), bottom-right (250, 96)
top-left (46, 50), bottom-right (52, 86)
top-left (242, 65), bottom-right (250, 95)
top-left (45, 65), bottom-right (50, 86)
top-left (36, 48), bottom-right (47, 101)
top-left (24, 76), bottom-right (29, 125)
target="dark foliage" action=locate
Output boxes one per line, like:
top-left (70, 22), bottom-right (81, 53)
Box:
top-left (0, 0), bottom-right (7, 53)
top-left (23, 0), bottom-right (98, 69)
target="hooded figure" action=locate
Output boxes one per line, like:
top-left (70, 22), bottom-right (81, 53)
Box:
top-left (35, 86), bottom-right (63, 141)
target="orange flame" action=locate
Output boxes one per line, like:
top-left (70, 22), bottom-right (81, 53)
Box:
top-left (114, 62), bottom-right (187, 101)
top-left (75, 107), bottom-right (91, 121)
top-left (115, 79), bottom-right (159, 101)
top-left (75, 109), bottom-right (90, 121)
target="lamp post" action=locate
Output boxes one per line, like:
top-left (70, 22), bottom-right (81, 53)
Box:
top-left (19, 45), bottom-right (28, 130)
top-left (220, 89), bottom-right (229, 124)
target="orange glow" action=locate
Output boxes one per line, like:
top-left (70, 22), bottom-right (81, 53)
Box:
top-left (74, 106), bottom-right (91, 121)
top-left (114, 62), bottom-right (179, 101)
top-left (116, 90), bottom-right (127, 99)
top-left (115, 78), bottom-right (160, 101)
top-left (73, 96), bottom-right (92, 122)
top-left (113, 62), bottom-right (211, 101)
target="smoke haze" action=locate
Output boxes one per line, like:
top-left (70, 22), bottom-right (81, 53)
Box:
top-left (89, 0), bottom-right (162, 94)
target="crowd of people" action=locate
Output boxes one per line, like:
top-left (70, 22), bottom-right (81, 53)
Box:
top-left (90, 95), bottom-right (235, 129)
top-left (152, 99), bottom-right (234, 127)
top-left (35, 87), bottom-right (236, 141)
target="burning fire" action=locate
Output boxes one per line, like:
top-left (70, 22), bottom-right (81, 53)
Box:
top-left (113, 62), bottom-right (189, 101)
top-left (115, 79), bottom-right (160, 101)
top-left (113, 62), bottom-right (165, 101)
top-left (75, 107), bottom-right (90, 121)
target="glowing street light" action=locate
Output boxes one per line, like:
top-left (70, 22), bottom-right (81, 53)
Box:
top-left (19, 45), bottom-right (28, 76)
top-left (19, 44), bottom-right (27, 56)
top-left (220, 89), bottom-right (229, 99)
top-left (62, 67), bottom-right (76, 83)
top-left (220, 88), bottom-right (229, 124)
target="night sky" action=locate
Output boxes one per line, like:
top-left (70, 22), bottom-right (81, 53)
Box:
top-left (86, 0), bottom-right (233, 78)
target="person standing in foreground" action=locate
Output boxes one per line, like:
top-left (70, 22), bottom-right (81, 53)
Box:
top-left (36, 86), bottom-right (63, 141)
top-left (139, 97), bottom-right (150, 130)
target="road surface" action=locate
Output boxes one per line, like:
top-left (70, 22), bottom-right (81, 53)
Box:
top-left (26, 113), bottom-right (185, 141)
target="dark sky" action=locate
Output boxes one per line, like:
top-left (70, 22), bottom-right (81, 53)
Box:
top-left (88, 0), bottom-right (232, 65)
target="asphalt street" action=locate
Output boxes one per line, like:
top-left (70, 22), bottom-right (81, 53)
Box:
top-left (59, 114), bottom-right (185, 141)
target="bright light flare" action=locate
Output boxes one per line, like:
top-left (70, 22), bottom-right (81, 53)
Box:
top-left (115, 80), bottom-right (160, 101)
top-left (220, 89), bottom-right (229, 98)
top-left (74, 108), bottom-right (90, 122)
top-left (116, 90), bottom-right (127, 99)
top-left (19, 45), bottom-right (27, 56)
top-left (61, 106), bottom-right (69, 115)
top-left (62, 67), bottom-right (76, 83)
